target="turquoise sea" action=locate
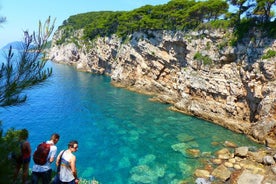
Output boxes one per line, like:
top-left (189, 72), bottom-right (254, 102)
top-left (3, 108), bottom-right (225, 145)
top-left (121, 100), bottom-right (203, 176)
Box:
top-left (0, 62), bottom-right (263, 183)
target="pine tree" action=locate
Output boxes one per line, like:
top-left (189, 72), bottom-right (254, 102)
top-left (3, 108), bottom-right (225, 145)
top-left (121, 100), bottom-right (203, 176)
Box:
top-left (0, 16), bottom-right (55, 183)
top-left (0, 16), bottom-right (55, 106)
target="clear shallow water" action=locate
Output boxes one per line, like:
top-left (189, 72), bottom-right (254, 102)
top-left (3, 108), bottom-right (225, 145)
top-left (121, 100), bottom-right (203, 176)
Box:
top-left (0, 62), bottom-right (262, 183)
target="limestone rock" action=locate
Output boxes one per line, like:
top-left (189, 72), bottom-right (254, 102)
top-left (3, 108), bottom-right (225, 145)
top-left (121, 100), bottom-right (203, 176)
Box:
top-left (235, 147), bottom-right (249, 157)
top-left (248, 151), bottom-right (266, 163)
top-left (194, 169), bottom-right (210, 178)
top-left (263, 155), bottom-right (275, 165)
top-left (211, 158), bottom-right (222, 165)
top-left (211, 164), bottom-right (231, 181)
top-left (216, 148), bottom-right (232, 160)
top-left (237, 170), bottom-right (264, 184)
top-left (266, 137), bottom-right (276, 148)
top-left (239, 160), bottom-right (266, 175)
top-left (233, 164), bottom-right (241, 170)
top-left (224, 161), bottom-right (234, 168)
top-left (224, 141), bottom-right (238, 148)
top-left (271, 165), bottom-right (276, 174)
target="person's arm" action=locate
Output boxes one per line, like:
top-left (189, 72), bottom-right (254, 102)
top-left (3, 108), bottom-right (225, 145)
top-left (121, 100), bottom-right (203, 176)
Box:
top-left (55, 151), bottom-right (61, 167)
top-left (49, 145), bottom-right (57, 163)
top-left (49, 156), bottom-right (55, 163)
top-left (70, 155), bottom-right (78, 180)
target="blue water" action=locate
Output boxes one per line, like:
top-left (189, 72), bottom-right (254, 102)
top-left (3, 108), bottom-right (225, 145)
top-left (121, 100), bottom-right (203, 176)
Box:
top-left (0, 62), bottom-right (262, 183)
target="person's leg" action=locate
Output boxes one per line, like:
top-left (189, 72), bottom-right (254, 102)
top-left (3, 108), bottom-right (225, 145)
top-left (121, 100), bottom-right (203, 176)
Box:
top-left (41, 169), bottom-right (52, 184)
top-left (22, 162), bottom-right (29, 184)
top-left (13, 163), bottom-right (21, 182)
top-left (31, 172), bottom-right (39, 184)
top-left (52, 174), bottom-right (61, 184)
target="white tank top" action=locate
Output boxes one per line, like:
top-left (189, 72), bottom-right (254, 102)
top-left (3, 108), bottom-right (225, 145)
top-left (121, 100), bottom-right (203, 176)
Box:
top-left (59, 150), bottom-right (75, 182)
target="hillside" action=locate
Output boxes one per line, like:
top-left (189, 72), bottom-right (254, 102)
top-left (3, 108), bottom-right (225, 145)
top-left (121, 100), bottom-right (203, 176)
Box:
top-left (47, 0), bottom-right (276, 148)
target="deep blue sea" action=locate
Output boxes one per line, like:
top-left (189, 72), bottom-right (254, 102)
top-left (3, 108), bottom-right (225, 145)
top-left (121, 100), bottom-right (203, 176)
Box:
top-left (0, 61), bottom-right (262, 183)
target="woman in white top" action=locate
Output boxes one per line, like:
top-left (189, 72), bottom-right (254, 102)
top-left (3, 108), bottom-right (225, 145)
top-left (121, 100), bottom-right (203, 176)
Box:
top-left (56, 140), bottom-right (79, 184)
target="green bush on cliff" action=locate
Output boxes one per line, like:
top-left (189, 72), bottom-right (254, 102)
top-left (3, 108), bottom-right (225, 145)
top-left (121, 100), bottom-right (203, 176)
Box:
top-left (0, 125), bottom-right (22, 182)
top-left (196, 19), bottom-right (231, 31)
top-left (55, 26), bottom-right (75, 45)
top-left (262, 49), bottom-right (276, 59)
top-left (193, 52), bottom-right (213, 66)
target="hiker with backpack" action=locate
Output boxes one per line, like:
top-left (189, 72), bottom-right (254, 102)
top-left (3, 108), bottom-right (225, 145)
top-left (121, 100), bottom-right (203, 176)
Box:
top-left (31, 133), bottom-right (60, 184)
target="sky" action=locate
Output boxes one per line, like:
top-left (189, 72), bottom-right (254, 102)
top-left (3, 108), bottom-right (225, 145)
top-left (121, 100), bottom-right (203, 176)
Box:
top-left (0, 0), bottom-right (170, 47)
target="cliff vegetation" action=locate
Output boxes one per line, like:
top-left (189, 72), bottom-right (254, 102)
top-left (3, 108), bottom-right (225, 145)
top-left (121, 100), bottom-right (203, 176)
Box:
top-left (55, 0), bottom-right (276, 45)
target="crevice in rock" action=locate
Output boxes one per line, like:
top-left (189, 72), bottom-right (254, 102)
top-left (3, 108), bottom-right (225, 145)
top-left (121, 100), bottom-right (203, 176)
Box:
top-left (239, 67), bottom-right (262, 123)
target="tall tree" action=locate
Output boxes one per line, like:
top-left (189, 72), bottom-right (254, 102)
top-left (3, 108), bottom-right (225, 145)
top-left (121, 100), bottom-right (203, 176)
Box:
top-left (254, 0), bottom-right (276, 22)
top-left (227, 0), bottom-right (256, 22)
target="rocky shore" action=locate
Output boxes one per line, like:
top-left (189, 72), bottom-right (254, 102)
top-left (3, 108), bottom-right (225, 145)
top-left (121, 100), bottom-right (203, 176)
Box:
top-left (188, 141), bottom-right (276, 184)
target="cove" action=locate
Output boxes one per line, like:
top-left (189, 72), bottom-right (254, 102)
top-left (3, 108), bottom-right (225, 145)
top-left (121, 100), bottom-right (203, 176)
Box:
top-left (0, 62), bottom-right (262, 183)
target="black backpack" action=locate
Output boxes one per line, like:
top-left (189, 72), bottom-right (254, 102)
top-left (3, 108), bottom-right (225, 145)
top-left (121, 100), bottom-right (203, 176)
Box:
top-left (33, 142), bottom-right (51, 165)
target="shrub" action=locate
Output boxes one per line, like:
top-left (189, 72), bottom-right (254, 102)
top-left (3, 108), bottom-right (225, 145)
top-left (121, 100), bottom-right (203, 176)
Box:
top-left (193, 52), bottom-right (213, 65)
top-left (0, 125), bottom-right (22, 183)
top-left (262, 49), bottom-right (276, 59)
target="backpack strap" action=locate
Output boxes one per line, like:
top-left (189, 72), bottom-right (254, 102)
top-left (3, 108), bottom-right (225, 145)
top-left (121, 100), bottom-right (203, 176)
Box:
top-left (57, 150), bottom-right (65, 172)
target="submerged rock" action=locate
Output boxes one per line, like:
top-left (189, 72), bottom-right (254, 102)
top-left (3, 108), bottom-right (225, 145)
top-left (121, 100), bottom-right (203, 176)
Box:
top-left (193, 140), bottom-right (276, 183)
top-left (130, 164), bottom-right (165, 183)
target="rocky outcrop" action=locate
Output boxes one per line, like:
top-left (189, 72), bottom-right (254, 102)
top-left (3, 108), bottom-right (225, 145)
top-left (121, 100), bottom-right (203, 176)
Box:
top-left (47, 29), bottom-right (276, 147)
top-left (192, 141), bottom-right (276, 184)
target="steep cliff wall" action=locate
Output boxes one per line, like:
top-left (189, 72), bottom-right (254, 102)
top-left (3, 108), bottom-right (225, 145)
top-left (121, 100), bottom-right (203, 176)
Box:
top-left (47, 29), bottom-right (276, 147)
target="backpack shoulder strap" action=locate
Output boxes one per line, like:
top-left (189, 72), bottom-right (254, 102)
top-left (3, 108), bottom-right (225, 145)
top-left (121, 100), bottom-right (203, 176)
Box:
top-left (57, 150), bottom-right (65, 172)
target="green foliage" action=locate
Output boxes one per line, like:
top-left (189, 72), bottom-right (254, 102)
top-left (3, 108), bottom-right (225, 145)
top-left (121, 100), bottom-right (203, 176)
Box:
top-left (209, 20), bottom-right (231, 29)
top-left (253, 0), bottom-right (276, 22)
top-left (82, 11), bottom-right (122, 40)
top-left (206, 41), bottom-right (211, 50)
top-left (234, 18), bottom-right (254, 40)
top-left (263, 21), bottom-right (276, 38)
top-left (229, 36), bottom-right (238, 46)
top-left (57, 0), bottom-right (229, 43)
top-left (55, 26), bottom-right (75, 45)
top-left (52, 0), bottom-right (276, 48)
top-left (262, 49), bottom-right (276, 59)
top-left (193, 52), bottom-right (213, 65)
top-left (0, 124), bottom-right (22, 183)
top-left (234, 18), bottom-right (276, 41)
top-left (45, 41), bottom-right (52, 49)
top-left (196, 19), bottom-right (231, 31)
top-left (0, 16), bottom-right (55, 106)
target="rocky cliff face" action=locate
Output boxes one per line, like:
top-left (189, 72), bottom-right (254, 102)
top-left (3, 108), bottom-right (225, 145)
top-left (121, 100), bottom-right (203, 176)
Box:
top-left (47, 29), bottom-right (276, 147)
